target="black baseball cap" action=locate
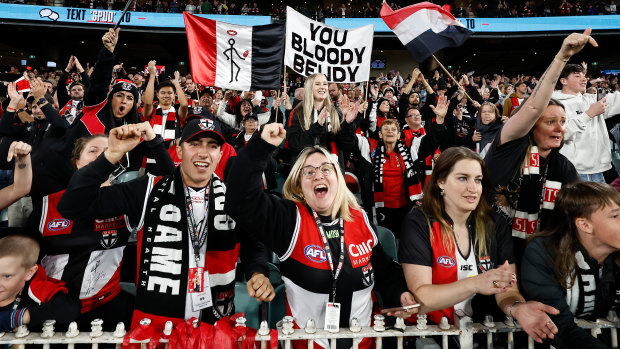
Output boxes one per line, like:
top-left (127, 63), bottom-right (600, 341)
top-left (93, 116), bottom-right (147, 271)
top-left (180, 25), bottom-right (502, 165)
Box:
top-left (180, 118), bottom-right (225, 145)
top-left (244, 112), bottom-right (259, 122)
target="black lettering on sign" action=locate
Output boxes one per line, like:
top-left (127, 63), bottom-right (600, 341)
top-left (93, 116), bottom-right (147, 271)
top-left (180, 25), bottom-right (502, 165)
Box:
top-left (465, 18), bottom-right (475, 29)
top-left (291, 32), bottom-right (303, 52)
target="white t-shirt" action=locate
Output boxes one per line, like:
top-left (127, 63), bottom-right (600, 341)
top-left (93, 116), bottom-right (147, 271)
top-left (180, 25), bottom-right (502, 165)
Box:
top-left (454, 241), bottom-right (478, 317)
top-left (184, 187), bottom-right (208, 320)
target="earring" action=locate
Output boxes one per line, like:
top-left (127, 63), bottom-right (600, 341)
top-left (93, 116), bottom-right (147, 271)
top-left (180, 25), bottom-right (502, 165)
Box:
top-left (440, 188), bottom-right (445, 196)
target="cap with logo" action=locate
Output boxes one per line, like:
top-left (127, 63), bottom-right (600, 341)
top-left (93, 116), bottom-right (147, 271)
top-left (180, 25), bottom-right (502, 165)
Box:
top-left (109, 79), bottom-right (139, 102)
top-left (180, 118), bottom-right (225, 145)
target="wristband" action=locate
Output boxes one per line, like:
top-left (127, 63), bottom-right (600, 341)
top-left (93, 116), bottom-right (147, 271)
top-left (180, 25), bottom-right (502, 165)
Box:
top-left (507, 300), bottom-right (524, 318)
top-left (10, 308), bottom-right (27, 329)
top-left (6, 107), bottom-right (16, 112)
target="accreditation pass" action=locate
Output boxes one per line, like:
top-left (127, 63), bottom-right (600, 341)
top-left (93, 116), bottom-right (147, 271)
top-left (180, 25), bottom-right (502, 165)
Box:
top-left (324, 302), bottom-right (341, 332)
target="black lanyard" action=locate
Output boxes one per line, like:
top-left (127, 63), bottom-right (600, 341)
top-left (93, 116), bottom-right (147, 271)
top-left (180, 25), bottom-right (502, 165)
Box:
top-left (184, 182), bottom-right (211, 266)
top-left (311, 210), bottom-right (345, 303)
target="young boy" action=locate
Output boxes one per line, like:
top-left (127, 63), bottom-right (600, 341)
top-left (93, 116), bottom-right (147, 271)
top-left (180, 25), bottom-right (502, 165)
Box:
top-left (0, 235), bottom-right (80, 331)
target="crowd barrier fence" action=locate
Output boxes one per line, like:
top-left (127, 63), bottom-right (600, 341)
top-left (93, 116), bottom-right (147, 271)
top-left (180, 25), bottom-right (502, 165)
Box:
top-left (1, 311), bottom-right (618, 349)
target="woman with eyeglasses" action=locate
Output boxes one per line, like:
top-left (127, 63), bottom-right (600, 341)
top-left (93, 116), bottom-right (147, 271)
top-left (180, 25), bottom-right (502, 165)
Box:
top-left (226, 123), bottom-right (417, 349)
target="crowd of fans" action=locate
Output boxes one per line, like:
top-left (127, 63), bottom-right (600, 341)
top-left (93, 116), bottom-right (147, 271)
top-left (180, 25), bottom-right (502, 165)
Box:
top-left (6, 0), bottom-right (619, 17)
top-left (0, 26), bottom-right (619, 349)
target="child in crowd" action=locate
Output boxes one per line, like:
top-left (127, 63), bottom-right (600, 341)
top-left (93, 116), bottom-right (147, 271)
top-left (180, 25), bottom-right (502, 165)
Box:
top-left (0, 235), bottom-right (80, 331)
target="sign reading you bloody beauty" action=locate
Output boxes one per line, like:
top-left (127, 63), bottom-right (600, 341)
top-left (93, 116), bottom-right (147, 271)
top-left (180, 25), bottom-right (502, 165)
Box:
top-left (285, 7), bottom-right (373, 83)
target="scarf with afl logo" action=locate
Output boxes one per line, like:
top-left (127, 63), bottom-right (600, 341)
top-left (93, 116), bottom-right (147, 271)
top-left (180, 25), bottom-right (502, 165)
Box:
top-left (133, 167), bottom-right (236, 330)
top-left (371, 139), bottom-right (422, 208)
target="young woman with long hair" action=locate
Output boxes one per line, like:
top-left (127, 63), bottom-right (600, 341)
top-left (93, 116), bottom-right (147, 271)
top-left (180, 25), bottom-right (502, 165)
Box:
top-left (521, 182), bottom-right (620, 348)
top-left (286, 74), bottom-right (358, 164)
top-left (400, 147), bottom-right (559, 343)
top-left (226, 123), bottom-right (417, 349)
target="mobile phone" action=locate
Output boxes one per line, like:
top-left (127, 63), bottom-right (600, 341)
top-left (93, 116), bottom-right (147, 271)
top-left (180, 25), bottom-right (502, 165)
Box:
top-left (381, 304), bottom-right (421, 314)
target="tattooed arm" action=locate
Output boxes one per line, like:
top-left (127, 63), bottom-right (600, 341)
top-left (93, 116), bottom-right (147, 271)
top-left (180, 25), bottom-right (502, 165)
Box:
top-left (499, 29), bottom-right (597, 145)
top-left (0, 141), bottom-right (32, 210)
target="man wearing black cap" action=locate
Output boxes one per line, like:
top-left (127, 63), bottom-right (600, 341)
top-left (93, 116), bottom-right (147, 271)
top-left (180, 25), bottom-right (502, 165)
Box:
top-left (230, 113), bottom-right (259, 150)
top-left (58, 119), bottom-right (274, 331)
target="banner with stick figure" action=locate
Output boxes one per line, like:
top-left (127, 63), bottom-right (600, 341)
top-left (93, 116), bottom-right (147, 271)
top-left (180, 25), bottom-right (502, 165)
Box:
top-left (285, 7), bottom-right (374, 83)
top-left (184, 12), bottom-right (284, 90)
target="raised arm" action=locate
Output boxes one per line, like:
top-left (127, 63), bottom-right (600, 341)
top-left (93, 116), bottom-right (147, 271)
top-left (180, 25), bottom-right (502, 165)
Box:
top-left (57, 56), bottom-right (74, 108)
top-left (30, 78), bottom-right (69, 132)
top-left (500, 29), bottom-right (597, 145)
top-left (84, 28), bottom-right (119, 107)
top-left (0, 142), bottom-right (32, 210)
top-left (172, 71), bottom-right (188, 122)
top-left (141, 60), bottom-right (157, 121)
top-left (403, 68), bottom-right (421, 95)
top-left (57, 124), bottom-right (150, 222)
top-left (225, 123), bottom-right (299, 256)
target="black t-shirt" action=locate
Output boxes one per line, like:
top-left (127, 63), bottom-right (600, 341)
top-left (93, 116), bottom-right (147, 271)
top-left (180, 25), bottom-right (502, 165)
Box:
top-left (399, 208), bottom-right (514, 268)
top-left (484, 134), bottom-right (530, 193)
top-left (398, 208), bottom-right (514, 322)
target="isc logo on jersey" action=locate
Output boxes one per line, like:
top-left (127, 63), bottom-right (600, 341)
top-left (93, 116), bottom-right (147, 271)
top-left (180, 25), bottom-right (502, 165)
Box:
top-left (304, 245), bottom-right (327, 263)
top-left (437, 255), bottom-right (455, 268)
top-left (48, 219), bottom-right (70, 231)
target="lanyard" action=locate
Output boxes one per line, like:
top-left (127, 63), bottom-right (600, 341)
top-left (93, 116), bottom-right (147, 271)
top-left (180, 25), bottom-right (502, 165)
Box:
top-left (184, 182), bottom-right (211, 266)
top-left (12, 289), bottom-right (22, 311)
top-left (311, 210), bottom-right (344, 302)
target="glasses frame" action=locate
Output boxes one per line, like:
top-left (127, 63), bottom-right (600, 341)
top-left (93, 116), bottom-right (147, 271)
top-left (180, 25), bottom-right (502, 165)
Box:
top-left (300, 162), bottom-right (336, 179)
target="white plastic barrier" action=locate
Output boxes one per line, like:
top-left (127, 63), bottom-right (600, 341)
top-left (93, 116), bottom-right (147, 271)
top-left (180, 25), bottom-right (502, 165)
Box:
top-left (0, 312), bottom-right (618, 349)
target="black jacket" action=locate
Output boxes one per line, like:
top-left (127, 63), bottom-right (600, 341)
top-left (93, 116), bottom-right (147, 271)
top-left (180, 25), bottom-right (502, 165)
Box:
top-left (521, 236), bottom-right (620, 349)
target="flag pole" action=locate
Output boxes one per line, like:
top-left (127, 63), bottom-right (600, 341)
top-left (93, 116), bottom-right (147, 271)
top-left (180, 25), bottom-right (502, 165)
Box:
top-left (431, 54), bottom-right (474, 104)
top-left (364, 81), bottom-right (369, 101)
top-left (282, 65), bottom-right (287, 98)
top-left (113, 0), bottom-right (135, 30)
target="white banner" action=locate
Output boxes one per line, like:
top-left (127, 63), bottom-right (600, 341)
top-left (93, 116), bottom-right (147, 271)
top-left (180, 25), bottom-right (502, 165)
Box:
top-left (285, 7), bottom-right (373, 83)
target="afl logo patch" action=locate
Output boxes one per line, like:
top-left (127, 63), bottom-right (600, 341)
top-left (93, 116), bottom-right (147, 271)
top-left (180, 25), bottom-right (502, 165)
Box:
top-left (47, 219), bottom-right (70, 231)
top-left (437, 255), bottom-right (455, 268)
top-left (304, 245), bottom-right (327, 263)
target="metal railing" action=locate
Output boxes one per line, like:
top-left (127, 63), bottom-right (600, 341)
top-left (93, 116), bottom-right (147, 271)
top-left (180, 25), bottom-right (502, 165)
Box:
top-left (1, 312), bottom-right (618, 349)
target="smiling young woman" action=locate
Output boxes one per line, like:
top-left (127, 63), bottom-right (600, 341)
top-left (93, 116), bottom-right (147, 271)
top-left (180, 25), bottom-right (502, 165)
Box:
top-left (226, 123), bottom-right (417, 349)
top-left (399, 147), bottom-right (560, 344)
top-left (285, 73), bottom-right (359, 167)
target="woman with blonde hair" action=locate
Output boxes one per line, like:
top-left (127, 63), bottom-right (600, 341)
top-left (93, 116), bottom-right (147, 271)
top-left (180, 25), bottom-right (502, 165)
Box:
top-left (226, 123), bottom-right (416, 349)
top-left (286, 73), bottom-right (358, 165)
top-left (522, 182), bottom-right (620, 348)
top-left (400, 147), bottom-right (560, 343)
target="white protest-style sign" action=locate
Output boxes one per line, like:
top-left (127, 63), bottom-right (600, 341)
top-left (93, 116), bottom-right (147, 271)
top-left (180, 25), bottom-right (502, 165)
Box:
top-left (285, 7), bottom-right (374, 83)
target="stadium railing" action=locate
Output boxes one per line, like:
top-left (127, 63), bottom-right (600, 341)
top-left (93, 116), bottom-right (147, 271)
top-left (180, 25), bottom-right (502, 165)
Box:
top-left (1, 311), bottom-right (618, 349)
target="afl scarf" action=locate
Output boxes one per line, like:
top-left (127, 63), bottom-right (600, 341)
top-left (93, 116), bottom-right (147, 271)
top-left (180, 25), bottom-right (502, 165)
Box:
top-left (135, 169), bottom-right (234, 324)
top-left (372, 140), bottom-right (422, 208)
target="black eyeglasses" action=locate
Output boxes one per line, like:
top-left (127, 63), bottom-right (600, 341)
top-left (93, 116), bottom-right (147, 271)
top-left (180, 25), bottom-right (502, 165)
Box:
top-left (300, 163), bottom-right (335, 178)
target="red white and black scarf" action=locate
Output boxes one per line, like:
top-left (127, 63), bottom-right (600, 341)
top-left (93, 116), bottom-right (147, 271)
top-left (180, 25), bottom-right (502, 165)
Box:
top-left (372, 140), bottom-right (422, 208)
top-left (134, 169), bottom-right (235, 327)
